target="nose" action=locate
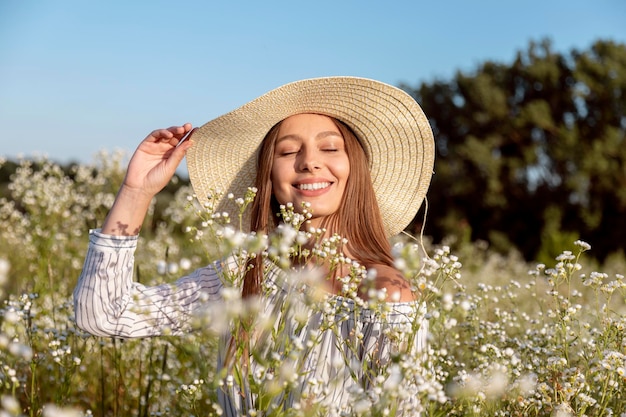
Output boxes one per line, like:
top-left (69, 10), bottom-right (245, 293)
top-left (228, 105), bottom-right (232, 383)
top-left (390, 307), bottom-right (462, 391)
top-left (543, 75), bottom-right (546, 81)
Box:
top-left (297, 149), bottom-right (321, 172)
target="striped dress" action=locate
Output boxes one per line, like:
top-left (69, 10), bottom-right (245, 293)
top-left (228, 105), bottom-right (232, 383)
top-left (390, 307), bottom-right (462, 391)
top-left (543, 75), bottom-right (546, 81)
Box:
top-left (73, 229), bottom-right (429, 416)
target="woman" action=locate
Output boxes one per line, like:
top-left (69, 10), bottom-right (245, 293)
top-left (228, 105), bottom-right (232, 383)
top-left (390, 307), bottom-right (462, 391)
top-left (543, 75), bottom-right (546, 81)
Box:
top-left (74, 77), bottom-right (435, 415)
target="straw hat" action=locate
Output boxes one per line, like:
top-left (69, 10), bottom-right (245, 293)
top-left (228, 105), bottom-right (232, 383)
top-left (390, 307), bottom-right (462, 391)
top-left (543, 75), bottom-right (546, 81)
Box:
top-left (186, 76), bottom-right (435, 237)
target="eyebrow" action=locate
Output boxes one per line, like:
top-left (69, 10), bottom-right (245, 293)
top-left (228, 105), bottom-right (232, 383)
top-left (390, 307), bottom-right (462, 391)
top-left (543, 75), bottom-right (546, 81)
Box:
top-left (276, 131), bottom-right (343, 143)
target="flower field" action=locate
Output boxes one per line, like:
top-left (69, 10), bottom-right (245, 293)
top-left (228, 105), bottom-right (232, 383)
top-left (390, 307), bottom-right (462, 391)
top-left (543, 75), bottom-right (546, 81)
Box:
top-left (0, 154), bottom-right (624, 416)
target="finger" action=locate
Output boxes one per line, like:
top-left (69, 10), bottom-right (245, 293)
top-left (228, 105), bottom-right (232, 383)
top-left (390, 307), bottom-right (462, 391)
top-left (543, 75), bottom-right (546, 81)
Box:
top-left (164, 139), bottom-right (193, 171)
top-left (147, 124), bottom-right (192, 145)
top-left (166, 123), bottom-right (193, 138)
top-left (148, 128), bottom-right (175, 142)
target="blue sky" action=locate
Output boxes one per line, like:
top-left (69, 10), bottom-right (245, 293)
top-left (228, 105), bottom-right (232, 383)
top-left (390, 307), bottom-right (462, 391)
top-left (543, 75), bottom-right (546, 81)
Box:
top-left (1, 0), bottom-right (625, 173)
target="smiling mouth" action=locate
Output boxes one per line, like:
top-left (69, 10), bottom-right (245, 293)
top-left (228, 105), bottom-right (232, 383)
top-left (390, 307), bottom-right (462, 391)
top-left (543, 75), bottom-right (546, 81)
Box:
top-left (296, 182), bottom-right (331, 191)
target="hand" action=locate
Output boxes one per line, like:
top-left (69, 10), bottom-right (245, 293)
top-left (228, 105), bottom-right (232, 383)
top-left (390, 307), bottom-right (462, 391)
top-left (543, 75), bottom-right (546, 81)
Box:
top-left (123, 123), bottom-right (194, 197)
top-left (101, 124), bottom-right (195, 236)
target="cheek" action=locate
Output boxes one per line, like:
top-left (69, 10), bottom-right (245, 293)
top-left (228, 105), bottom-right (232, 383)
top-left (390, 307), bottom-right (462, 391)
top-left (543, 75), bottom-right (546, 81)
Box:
top-left (270, 162), bottom-right (289, 201)
top-left (270, 161), bottom-right (284, 187)
top-left (270, 157), bottom-right (280, 181)
top-left (338, 157), bottom-right (351, 183)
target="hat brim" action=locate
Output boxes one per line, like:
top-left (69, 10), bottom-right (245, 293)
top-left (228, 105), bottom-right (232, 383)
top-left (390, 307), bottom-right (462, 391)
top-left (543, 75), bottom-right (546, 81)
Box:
top-left (186, 76), bottom-right (434, 237)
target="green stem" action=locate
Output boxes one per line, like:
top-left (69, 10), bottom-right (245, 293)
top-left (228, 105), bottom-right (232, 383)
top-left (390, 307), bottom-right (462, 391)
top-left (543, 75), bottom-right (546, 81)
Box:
top-left (29, 360), bottom-right (36, 417)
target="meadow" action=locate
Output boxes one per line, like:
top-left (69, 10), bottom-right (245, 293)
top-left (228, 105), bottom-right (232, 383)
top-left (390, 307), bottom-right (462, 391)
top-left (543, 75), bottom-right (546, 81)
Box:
top-left (0, 153), bottom-right (624, 416)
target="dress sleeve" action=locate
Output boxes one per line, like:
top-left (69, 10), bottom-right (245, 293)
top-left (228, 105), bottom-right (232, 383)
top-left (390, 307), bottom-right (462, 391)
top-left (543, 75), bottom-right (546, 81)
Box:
top-left (73, 229), bottom-right (224, 338)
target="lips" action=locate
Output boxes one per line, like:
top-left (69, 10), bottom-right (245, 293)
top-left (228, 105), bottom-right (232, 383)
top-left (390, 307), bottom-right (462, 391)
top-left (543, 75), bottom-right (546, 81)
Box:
top-left (295, 182), bottom-right (331, 191)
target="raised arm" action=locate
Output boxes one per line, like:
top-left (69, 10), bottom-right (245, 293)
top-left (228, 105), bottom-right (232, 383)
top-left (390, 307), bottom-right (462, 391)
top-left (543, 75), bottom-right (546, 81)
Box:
top-left (102, 124), bottom-right (194, 236)
top-left (74, 124), bottom-right (230, 339)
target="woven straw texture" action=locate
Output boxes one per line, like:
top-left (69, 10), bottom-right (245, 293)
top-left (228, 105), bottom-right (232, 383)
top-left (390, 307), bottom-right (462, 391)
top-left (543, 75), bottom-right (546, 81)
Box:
top-left (186, 76), bottom-right (435, 237)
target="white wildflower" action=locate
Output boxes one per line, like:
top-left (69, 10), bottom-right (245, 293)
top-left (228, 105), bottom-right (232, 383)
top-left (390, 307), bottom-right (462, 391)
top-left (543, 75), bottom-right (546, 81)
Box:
top-left (156, 260), bottom-right (167, 275)
top-left (0, 258), bottom-right (9, 285)
top-left (551, 402), bottom-right (574, 417)
top-left (42, 404), bottom-right (83, 417)
top-left (179, 258), bottom-right (192, 270)
top-left (1, 395), bottom-right (20, 415)
top-left (167, 262), bottom-right (179, 274)
top-left (574, 240), bottom-right (591, 251)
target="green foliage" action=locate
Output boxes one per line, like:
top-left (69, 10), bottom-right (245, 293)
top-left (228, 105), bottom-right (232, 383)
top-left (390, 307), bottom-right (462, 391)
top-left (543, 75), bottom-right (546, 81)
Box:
top-left (404, 39), bottom-right (626, 262)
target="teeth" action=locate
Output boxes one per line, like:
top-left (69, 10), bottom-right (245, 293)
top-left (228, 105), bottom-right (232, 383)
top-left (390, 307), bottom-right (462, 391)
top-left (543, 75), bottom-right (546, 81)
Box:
top-left (297, 182), bottom-right (330, 191)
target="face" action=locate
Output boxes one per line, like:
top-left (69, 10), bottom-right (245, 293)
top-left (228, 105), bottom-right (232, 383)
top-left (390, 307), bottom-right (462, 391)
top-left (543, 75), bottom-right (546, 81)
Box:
top-left (271, 114), bottom-right (350, 227)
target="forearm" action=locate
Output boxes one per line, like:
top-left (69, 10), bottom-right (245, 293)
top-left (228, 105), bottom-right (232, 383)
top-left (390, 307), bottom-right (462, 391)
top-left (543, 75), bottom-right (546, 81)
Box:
top-left (101, 185), bottom-right (154, 236)
top-left (73, 230), bottom-right (226, 338)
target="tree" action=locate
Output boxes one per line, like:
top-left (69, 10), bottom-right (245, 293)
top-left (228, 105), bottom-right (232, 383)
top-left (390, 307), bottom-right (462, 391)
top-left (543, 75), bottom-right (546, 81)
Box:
top-left (403, 39), bottom-right (626, 261)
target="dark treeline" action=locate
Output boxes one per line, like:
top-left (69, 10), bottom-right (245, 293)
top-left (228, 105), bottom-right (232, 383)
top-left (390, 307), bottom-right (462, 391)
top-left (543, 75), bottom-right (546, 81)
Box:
top-left (2, 39), bottom-right (625, 262)
top-left (403, 38), bottom-right (626, 263)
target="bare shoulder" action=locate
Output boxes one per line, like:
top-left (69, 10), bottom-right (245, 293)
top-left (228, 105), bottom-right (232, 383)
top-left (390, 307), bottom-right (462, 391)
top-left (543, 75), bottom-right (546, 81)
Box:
top-left (369, 264), bottom-right (415, 302)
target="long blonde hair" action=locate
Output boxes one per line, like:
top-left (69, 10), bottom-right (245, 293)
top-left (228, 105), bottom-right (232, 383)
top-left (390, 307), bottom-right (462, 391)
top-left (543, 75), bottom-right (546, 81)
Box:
top-left (241, 115), bottom-right (394, 298)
